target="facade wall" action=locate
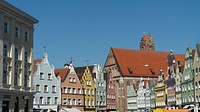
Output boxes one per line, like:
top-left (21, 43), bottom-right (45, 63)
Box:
top-left (93, 64), bottom-right (107, 112)
top-left (0, 1), bottom-right (38, 112)
top-left (61, 68), bottom-right (84, 111)
top-left (81, 67), bottom-right (95, 112)
top-left (181, 48), bottom-right (194, 107)
top-left (33, 53), bottom-right (61, 110)
top-left (194, 44), bottom-right (200, 108)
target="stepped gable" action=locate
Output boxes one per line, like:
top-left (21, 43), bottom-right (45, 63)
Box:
top-left (111, 48), bottom-right (185, 78)
top-left (75, 66), bottom-right (96, 80)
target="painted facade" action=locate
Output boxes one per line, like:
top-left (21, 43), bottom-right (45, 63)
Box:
top-left (55, 62), bottom-right (84, 111)
top-left (165, 50), bottom-right (176, 109)
top-left (126, 81), bottom-right (137, 112)
top-left (175, 60), bottom-right (183, 109)
top-left (103, 34), bottom-right (183, 112)
top-left (137, 78), bottom-right (146, 112)
top-left (150, 78), bottom-right (156, 110)
top-left (181, 47), bottom-right (195, 108)
top-left (145, 79), bottom-right (151, 112)
top-left (194, 44), bottom-right (200, 109)
top-left (77, 66), bottom-right (96, 112)
top-left (93, 64), bottom-right (107, 112)
top-left (33, 53), bottom-right (61, 111)
top-left (0, 1), bottom-right (38, 112)
top-left (155, 69), bottom-right (166, 109)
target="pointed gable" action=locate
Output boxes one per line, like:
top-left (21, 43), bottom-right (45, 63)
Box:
top-left (54, 68), bottom-right (70, 81)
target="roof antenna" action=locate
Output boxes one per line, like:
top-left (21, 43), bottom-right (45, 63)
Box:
top-left (44, 46), bottom-right (47, 52)
top-left (85, 60), bottom-right (89, 66)
top-left (187, 36), bottom-right (190, 47)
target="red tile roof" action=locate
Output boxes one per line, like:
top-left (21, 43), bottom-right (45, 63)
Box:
top-left (111, 48), bottom-right (185, 78)
top-left (33, 59), bottom-right (42, 73)
top-left (54, 68), bottom-right (70, 81)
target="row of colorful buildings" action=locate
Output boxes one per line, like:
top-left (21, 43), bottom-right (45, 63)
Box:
top-left (1, 1), bottom-right (200, 112)
top-left (32, 53), bottom-right (106, 112)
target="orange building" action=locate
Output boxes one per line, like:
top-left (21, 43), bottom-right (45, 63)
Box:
top-left (55, 62), bottom-right (84, 111)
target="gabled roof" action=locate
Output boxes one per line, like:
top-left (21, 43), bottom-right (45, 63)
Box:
top-left (33, 59), bottom-right (42, 73)
top-left (75, 66), bottom-right (96, 80)
top-left (54, 68), bottom-right (70, 81)
top-left (111, 48), bottom-right (185, 77)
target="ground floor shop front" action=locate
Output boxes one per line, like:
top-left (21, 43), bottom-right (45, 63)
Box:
top-left (0, 89), bottom-right (34, 112)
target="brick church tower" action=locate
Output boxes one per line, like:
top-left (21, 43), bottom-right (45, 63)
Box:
top-left (140, 33), bottom-right (155, 51)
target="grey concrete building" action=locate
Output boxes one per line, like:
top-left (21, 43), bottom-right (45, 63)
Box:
top-left (0, 1), bottom-right (38, 112)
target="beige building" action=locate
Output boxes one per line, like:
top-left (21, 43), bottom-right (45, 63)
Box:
top-left (0, 1), bottom-right (38, 112)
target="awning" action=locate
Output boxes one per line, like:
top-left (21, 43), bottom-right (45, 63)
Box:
top-left (183, 105), bottom-right (190, 109)
top-left (61, 108), bottom-right (81, 112)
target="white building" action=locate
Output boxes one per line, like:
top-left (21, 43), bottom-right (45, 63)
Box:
top-left (0, 1), bottom-right (38, 112)
top-left (33, 53), bottom-right (61, 111)
top-left (93, 64), bottom-right (107, 112)
top-left (137, 78), bottom-right (146, 112)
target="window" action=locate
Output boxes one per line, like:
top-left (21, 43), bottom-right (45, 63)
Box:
top-left (88, 100), bottom-right (90, 106)
top-left (88, 89), bottom-right (90, 95)
top-left (25, 31), bottom-right (29, 42)
top-left (92, 100), bottom-right (94, 106)
top-left (14, 72), bottom-right (18, 86)
top-left (63, 98), bottom-right (67, 105)
top-left (73, 78), bottom-right (76, 82)
top-left (68, 88), bottom-right (71, 93)
top-left (24, 51), bottom-right (28, 62)
top-left (48, 73), bottom-right (51, 80)
top-left (63, 87), bottom-right (67, 93)
top-left (15, 47), bottom-right (19, 60)
top-left (72, 88), bottom-right (76, 94)
top-left (15, 27), bottom-right (19, 38)
top-left (3, 44), bottom-right (8, 57)
top-left (69, 77), bottom-right (72, 82)
top-left (36, 84), bottom-right (40, 92)
top-left (4, 22), bottom-right (8, 33)
top-left (39, 97), bottom-right (43, 104)
top-left (3, 70), bottom-right (8, 84)
top-left (78, 88), bottom-right (81, 94)
top-left (40, 73), bottom-right (44, 79)
top-left (73, 99), bottom-right (76, 105)
top-left (196, 68), bottom-right (199, 75)
top-left (52, 86), bottom-right (56, 93)
top-left (55, 97), bottom-right (58, 104)
top-left (91, 89), bottom-right (93, 95)
top-left (78, 99), bottom-right (81, 105)
top-left (47, 97), bottom-right (51, 104)
top-left (44, 85), bottom-right (48, 92)
top-left (24, 73), bottom-right (29, 87)
top-left (68, 98), bottom-right (71, 105)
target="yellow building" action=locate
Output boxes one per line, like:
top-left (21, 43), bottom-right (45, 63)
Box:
top-left (76, 66), bottom-right (96, 112)
top-left (155, 69), bottom-right (167, 110)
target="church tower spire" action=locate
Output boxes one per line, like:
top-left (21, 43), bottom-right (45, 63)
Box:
top-left (140, 33), bottom-right (155, 51)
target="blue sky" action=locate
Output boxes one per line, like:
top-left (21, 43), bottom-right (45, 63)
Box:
top-left (6, 0), bottom-right (200, 68)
